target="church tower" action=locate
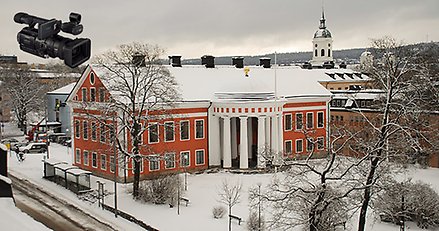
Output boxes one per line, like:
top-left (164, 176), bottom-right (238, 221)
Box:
top-left (311, 8), bottom-right (334, 67)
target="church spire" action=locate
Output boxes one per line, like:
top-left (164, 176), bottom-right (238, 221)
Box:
top-left (319, 3), bottom-right (326, 29)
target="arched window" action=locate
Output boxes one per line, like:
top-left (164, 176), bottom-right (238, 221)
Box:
top-left (315, 49), bottom-right (318, 57)
top-left (328, 49), bottom-right (331, 57)
top-left (321, 49), bottom-right (325, 57)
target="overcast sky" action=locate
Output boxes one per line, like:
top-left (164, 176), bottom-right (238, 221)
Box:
top-left (1, 0), bottom-right (438, 64)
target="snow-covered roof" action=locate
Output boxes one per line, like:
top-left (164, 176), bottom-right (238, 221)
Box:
top-left (0, 143), bottom-right (7, 151)
top-left (332, 90), bottom-right (384, 100)
top-left (67, 168), bottom-right (91, 176)
top-left (47, 82), bottom-right (76, 95)
top-left (91, 65), bottom-right (333, 102)
top-left (0, 175), bottom-right (11, 185)
top-left (322, 69), bottom-right (370, 82)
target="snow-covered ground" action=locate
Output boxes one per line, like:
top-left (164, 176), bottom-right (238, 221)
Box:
top-left (4, 122), bottom-right (439, 231)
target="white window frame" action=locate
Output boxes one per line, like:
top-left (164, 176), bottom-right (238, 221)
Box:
top-left (195, 149), bottom-right (205, 166)
top-left (83, 150), bottom-right (89, 166)
top-left (165, 152), bottom-right (176, 169)
top-left (285, 140), bottom-right (292, 154)
top-left (100, 123), bottom-right (106, 143)
top-left (180, 120), bottom-right (190, 141)
top-left (295, 113), bottom-right (303, 130)
top-left (306, 112), bottom-right (314, 129)
top-left (317, 137), bottom-right (325, 150)
top-left (306, 138), bottom-right (314, 152)
top-left (75, 119), bottom-right (80, 139)
top-left (284, 113), bottom-right (292, 131)
top-left (75, 149), bottom-right (81, 164)
top-left (90, 72), bottom-right (95, 85)
top-left (81, 88), bottom-right (87, 102)
top-left (91, 122), bottom-right (97, 141)
top-left (149, 155), bottom-right (160, 171)
top-left (101, 154), bottom-right (107, 170)
top-left (110, 156), bottom-right (115, 173)
top-left (92, 152), bottom-right (98, 168)
top-left (317, 111), bottom-right (324, 128)
top-left (83, 121), bottom-right (89, 140)
top-left (90, 87), bottom-right (96, 102)
top-left (295, 139), bottom-right (303, 153)
top-left (148, 122), bottom-right (159, 144)
top-left (195, 119), bottom-right (204, 139)
top-left (164, 121), bottom-right (175, 142)
top-left (99, 87), bottom-right (105, 102)
top-left (180, 151), bottom-right (190, 167)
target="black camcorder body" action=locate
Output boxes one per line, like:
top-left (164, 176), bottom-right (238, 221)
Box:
top-left (14, 12), bottom-right (91, 68)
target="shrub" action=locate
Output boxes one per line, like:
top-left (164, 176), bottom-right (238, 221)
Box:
top-left (138, 174), bottom-right (182, 205)
top-left (376, 179), bottom-right (439, 229)
top-left (212, 205), bottom-right (226, 219)
top-left (247, 211), bottom-right (265, 231)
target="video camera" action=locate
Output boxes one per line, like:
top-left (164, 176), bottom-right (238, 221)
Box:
top-left (14, 12), bottom-right (91, 68)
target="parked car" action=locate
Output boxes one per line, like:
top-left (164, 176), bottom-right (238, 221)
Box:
top-left (18, 142), bottom-right (47, 154)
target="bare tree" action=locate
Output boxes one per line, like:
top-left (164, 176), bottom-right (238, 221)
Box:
top-left (218, 179), bottom-right (242, 231)
top-left (0, 64), bottom-right (45, 133)
top-left (89, 42), bottom-right (180, 197)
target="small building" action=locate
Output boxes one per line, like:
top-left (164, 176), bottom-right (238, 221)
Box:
top-left (46, 83), bottom-right (76, 136)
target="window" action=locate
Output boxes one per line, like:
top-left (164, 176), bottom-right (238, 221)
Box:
top-left (149, 156), bottom-right (159, 171)
top-left (315, 49), bottom-right (318, 57)
top-left (132, 158), bottom-right (144, 173)
top-left (109, 125), bottom-right (115, 143)
top-left (165, 153), bottom-right (176, 169)
top-left (317, 112), bottom-right (324, 128)
top-left (75, 149), bottom-right (81, 164)
top-left (296, 139), bottom-right (303, 153)
top-left (148, 123), bottom-right (159, 143)
top-left (83, 121), bottom-right (89, 140)
top-left (180, 151), bottom-right (190, 167)
top-left (164, 121), bottom-right (175, 142)
top-left (321, 49), bottom-right (325, 57)
top-left (110, 156), bottom-right (115, 173)
top-left (285, 140), bottom-right (292, 154)
top-left (180, 121), bottom-right (189, 140)
top-left (90, 72), bottom-right (95, 84)
top-left (296, 113), bottom-right (303, 130)
top-left (100, 123), bottom-right (106, 143)
top-left (75, 120), bottom-right (80, 138)
top-left (84, 151), bottom-right (89, 166)
top-left (92, 152), bottom-right (97, 168)
top-left (82, 88), bottom-right (87, 102)
top-left (317, 137), bottom-right (324, 150)
top-left (91, 122), bottom-right (97, 141)
top-left (285, 114), bottom-right (292, 131)
top-left (195, 150), bottom-right (205, 165)
top-left (195, 120), bottom-right (204, 139)
top-left (306, 112), bottom-right (313, 129)
top-left (101, 154), bottom-right (107, 170)
top-left (307, 138), bottom-right (314, 152)
top-left (90, 88), bottom-right (96, 102)
top-left (328, 49), bottom-right (331, 57)
top-left (99, 87), bottom-right (105, 102)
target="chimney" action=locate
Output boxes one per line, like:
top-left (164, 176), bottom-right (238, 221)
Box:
top-left (259, 57), bottom-right (271, 68)
top-left (232, 57), bottom-right (244, 68)
top-left (132, 53), bottom-right (145, 67)
top-left (168, 55), bottom-right (182, 67)
top-left (201, 55), bottom-right (215, 68)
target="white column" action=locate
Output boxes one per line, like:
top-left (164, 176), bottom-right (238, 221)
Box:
top-left (278, 113), bottom-right (283, 154)
top-left (239, 117), bottom-right (249, 169)
top-left (231, 117), bottom-right (238, 159)
top-left (265, 116), bottom-right (271, 151)
top-left (257, 116), bottom-right (266, 168)
top-left (208, 114), bottom-right (221, 166)
top-left (223, 117), bottom-right (232, 168)
top-left (247, 117), bottom-right (253, 162)
top-left (271, 116), bottom-right (278, 154)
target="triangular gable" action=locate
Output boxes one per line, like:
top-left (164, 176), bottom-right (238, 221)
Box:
top-left (67, 65), bottom-right (112, 103)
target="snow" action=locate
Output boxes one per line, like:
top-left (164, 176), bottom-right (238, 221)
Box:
top-left (0, 174), bottom-right (11, 185)
top-left (0, 198), bottom-right (51, 231)
top-left (4, 124), bottom-right (439, 231)
top-left (47, 82), bottom-right (76, 95)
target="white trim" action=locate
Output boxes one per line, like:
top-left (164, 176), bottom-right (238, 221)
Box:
top-left (180, 120), bottom-right (190, 141)
top-left (100, 154), bottom-right (107, 170)
top-left (306, 138), bottom-right (314, 152)
top-left (283, 106), bottom-right (326, 112)
top-left (164, 121), bottom-right (175, 142)
top-left (194, 119), bottom-right (204, 139)
top-left (83, 150), bottom-right (89, 166)
top-left (284, 140), bottom-right (292, 154)
top-left (195, 149), bottom-right (205, 166)
top-left (317, 111), bottom-right (325, 128)
top-left (295, 139), bottom-right (303, 153)
top-left (92, 152), bottom-right (98, 168)
top-left (90, 87), bottom-right (96, 102)
top-left (295, 113), bottom-right (303, 131)
top-left (91, 121), bottom-right (97, 141)
top-left (180, 151), bottom-right (190, 167)
top-left (109, 156), bottom-right (115, 173)
top-left (83, 121), bottom-right (89, 140)
top-left (148, 155), bottom-right (160, 171)
top-left (90, 72), bottom-right (95, 85)
top-left (75, 148), bottom-right (81, 164)
top-left (81, 87), bottom-right (87, 102)
top-left (317, 136), bottom-right (325, 150)
top-left (306, 112), bottom-right (314, 129)
top-left (284, 113), bottom-right (292, 131)
top-left (164, 152), bottom-right (176, 169)
top-left (75, 119), bottom-right (80, 139)
top-left (148, 122), bottom-right (159, 144)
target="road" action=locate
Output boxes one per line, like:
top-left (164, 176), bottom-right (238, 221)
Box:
top-left (10, 174), bottom-right (118, 231)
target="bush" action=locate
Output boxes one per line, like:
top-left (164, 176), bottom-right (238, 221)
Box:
top-left (138, 174), bottom-right (182, 205)
top-left (376, 179), bottom-right (439, 229)
top-left (212, 205), bottom-right (226, 219)
top-left (247, 211), bottom-right (265, 231)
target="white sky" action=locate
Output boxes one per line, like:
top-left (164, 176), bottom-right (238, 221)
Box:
top-left (0, 0), bottom-right (438, 64)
